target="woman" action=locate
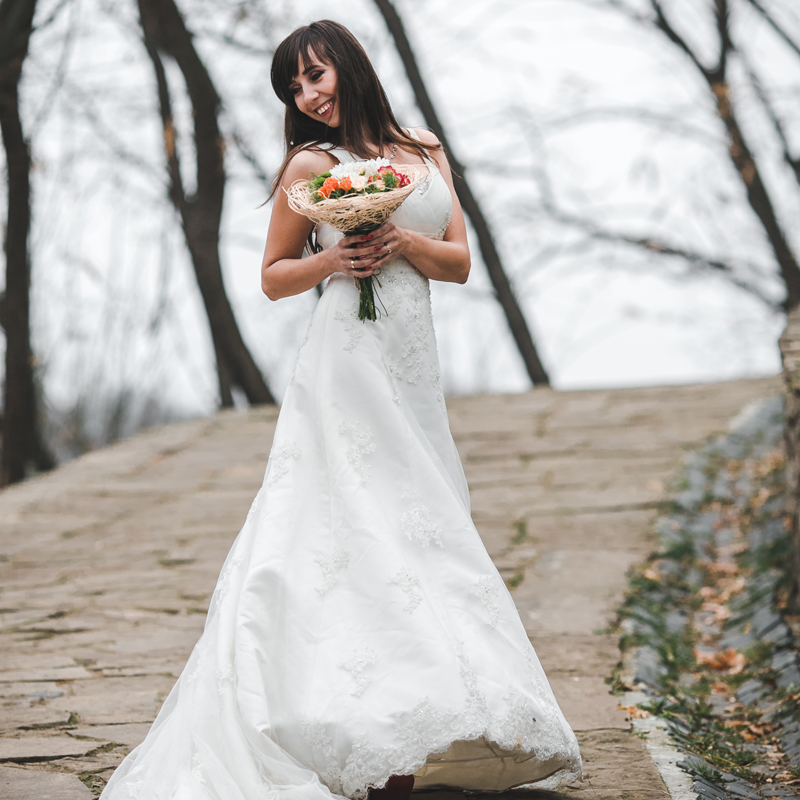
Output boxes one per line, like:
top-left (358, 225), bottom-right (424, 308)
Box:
top-left (100, 20), bottom-right (581, 800)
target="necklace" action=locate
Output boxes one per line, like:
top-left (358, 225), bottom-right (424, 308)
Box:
top-left (389, 143), bottom-right (398, 161)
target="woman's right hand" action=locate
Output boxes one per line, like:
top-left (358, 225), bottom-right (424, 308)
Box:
top-left (327, 232), bottom-right (386, 277)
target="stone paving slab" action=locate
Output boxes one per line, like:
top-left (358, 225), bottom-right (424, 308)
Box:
top-left (0, 764), bottom-right (93, 799)
top-left (0, 378), bottom-right (781, 797)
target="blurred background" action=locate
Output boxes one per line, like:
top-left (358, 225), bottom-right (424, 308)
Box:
top-left (1, 0), bottom-right (798, 483)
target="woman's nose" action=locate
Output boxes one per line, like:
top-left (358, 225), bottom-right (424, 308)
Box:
top-left (303, 85), bottom-right (319, 105)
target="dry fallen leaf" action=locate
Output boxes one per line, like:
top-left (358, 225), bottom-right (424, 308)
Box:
top-left (695, 647), bottom-right (746, 674)
top-left (709, 561), bottom-right (739, 575)
top-left (724, 719), bottom-right (749, 729)
top-left (752, 486), bottom-right (773, 509)
top-left (718, 542), bottom-right (747, 558)
top-left (617, 704), bottom-right (650, 719)
top-left (718, 576), bottom-right (746, 601)
top-left (701, 601), bottom-right (732, 623)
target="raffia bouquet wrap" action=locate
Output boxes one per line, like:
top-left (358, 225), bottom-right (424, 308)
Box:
top-left (286, 160), bottom-right (429, 321)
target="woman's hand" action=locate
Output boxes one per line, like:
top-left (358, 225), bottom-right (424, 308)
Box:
top-left (357, 222), bottom-right (408, 271)
top-left (330, 222), bottom-right (409, 277)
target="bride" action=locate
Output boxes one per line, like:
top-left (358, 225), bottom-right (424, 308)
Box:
top-left (100, 19), bottom-right (581, 800)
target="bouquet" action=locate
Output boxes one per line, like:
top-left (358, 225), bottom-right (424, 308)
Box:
top-left (286, 158), bottom-right (427, 321)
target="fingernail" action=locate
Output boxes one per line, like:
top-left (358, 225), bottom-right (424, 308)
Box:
top-left (361, 236), bottom-right (368, 241)
top-left (374, 246), bottom-right (381, 251)
top-left (367, 235), bottom-right (373, 240)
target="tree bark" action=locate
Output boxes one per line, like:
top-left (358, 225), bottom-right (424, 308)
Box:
top-left (779, 309), bottom-right (800, 611)
top-left (0, 0), bottom-right (55, 486)
top-left (372, 0), bottom-right (550, 386)
top-left (137, 0), bottom-right (274, 406)
top-left (648, 0), bottom-right (800, 310)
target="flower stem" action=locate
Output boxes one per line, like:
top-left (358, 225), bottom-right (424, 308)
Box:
top-left (357, 277), bottom-right (378, 322)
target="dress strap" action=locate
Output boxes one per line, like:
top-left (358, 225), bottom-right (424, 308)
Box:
top-left (325, 146), bottom-right (354, 164)
top-left (404, 127), bottom-right (437, 169)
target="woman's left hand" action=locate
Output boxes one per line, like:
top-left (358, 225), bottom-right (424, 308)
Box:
top-left (359, 221), bottom-right (409, 270)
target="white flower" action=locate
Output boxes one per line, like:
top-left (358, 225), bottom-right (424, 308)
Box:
top-left (330, 158), bottom-right (390, 183)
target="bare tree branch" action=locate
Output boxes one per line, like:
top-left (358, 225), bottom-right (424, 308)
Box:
top-left (743, 0), bottom-right (800, 59)
top-left (650, 0), bottom-right (713, 80)
top-left (544, 203), bottom-right (779, 309)
top-left (542, 105), bottom-right (723, 145)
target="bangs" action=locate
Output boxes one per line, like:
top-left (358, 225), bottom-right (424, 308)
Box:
top-left (271, 27), bottom-right (335, 106)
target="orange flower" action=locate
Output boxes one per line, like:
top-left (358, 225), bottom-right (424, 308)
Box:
top-left (318, 176), bottom-right (340, 199)
top-left (339, 176), bottom-right (352, 191)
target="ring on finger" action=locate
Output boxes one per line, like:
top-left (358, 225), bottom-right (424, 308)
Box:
top-left (386, 246), bottom-right (392, 255)
top-left (350, 260), bottom-right (355, 268)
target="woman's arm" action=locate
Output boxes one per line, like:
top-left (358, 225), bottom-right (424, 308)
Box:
top-left (361, 129), bottom-right (471, 285)
top-left (261, 149), bottom-right (388, 301)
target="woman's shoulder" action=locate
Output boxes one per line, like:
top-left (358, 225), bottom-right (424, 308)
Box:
top-left (408, 127), bottom-right (441, 147)
top-left (283, 145), bottom-right (337, 183)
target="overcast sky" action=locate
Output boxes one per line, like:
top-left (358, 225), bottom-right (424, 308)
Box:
top-left (8, 0), bottom-right (797, 435)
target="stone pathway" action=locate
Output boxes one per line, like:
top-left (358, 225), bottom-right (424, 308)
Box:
top-left (0, 378), bottom-right (780, 799)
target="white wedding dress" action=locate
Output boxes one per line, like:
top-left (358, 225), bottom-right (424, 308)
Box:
top-left (101, 132), bottom-right (582, 800)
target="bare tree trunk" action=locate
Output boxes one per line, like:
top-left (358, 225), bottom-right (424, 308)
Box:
top-left (372, 0), bottom-right (550, 386)
top-left (648, 0), bottom-right (800, 310)
top-left (137, 0), bottom-right (274, 407)
top-left (779, 310), bottom-right (800, 611)
top-left (0, 0), bottom-right (55, 486)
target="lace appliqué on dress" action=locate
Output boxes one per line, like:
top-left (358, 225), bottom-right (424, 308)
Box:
top-left (334, 306), bottom-right (364, 352)
top-left (388, 567), bottom-right (422, 612)
top-left (340, 421), bottom-right (376, 484)
top-left (400, 491), bottom-right (443, 547)
top-left (186, 643), bottom-right (208, 685)
top-left (300, 718), bottom-right (345, 795)
top-left (315, 547), bottom-right (350, 595)
top-left (216, 663), bottom-right (234, 696)
top-left (267, 442), bottom-right (301, 486)
top-left (210, 554), bottom-right (244, 613)
top-left (339, 648), bottom-right (377, 697)
top-left (469, 576), bottom-right (501, 627)
top-left (377, 262), bottom-right (433, 386)
top-left (125, 764), bottom-right (146, 795)
top-left (434, 210), bottom-right (453, 241)
top-left (429, 360), bottom-right (447, 414)
top-left (384, 353), bottom-right (406, 404)
top-left (416, 170), bottom-right (434, 197)
top-left (402, 288), bottom-right (431, 385)
top-left (334, 644), bottom-right (581, 799)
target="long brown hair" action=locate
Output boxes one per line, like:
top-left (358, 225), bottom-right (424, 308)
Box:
top-left (269, 20), bottom-right (440, 198)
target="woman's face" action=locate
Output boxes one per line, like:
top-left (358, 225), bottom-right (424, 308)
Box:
top-left (290, 52), bottom-right (340, 127)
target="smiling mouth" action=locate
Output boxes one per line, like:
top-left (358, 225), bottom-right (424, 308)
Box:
top-left (316, 100), bottom-right (334, 118)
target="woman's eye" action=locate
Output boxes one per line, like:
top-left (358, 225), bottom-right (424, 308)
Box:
top-left (310, 72), bottom-right (323, 81)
